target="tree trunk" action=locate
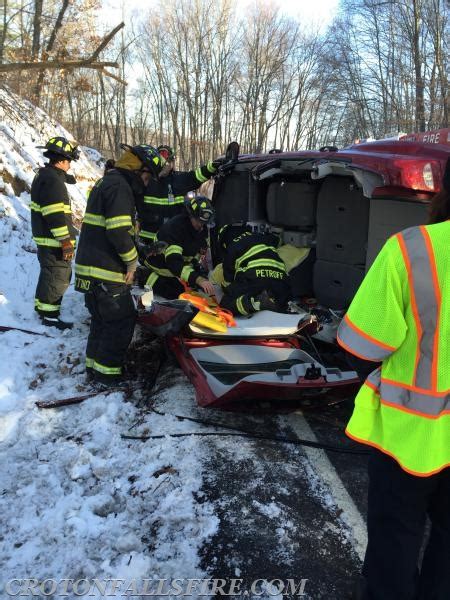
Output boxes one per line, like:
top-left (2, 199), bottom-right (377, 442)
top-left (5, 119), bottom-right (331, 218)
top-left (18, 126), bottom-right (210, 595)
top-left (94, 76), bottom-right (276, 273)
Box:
top-left (31, 0), bottom-right (43, 60)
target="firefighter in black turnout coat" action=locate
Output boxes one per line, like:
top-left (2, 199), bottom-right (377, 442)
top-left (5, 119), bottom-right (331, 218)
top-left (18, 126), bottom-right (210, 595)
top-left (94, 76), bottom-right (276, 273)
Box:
top-left (136, 145), bottom-right (220, 243)
top-left (217, 224), bottom-right (291, 316)
top-left (31, 137), bottom-right (80, 329)
top-left (141, 195), bottom-right (216, 298)
top-left (75, 144), bottom-right (165, 386)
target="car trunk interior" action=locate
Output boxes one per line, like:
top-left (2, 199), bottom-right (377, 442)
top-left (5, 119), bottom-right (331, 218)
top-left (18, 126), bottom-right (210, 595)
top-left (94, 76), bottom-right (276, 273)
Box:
top-left (212, 160), bottom-right (430, 311)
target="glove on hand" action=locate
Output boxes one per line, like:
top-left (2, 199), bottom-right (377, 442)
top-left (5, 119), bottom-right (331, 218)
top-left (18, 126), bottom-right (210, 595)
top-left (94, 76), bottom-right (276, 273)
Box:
top-left (212, 157), bottom-right (226, 170)
top-left (61, 238), bottom-right (74, 261)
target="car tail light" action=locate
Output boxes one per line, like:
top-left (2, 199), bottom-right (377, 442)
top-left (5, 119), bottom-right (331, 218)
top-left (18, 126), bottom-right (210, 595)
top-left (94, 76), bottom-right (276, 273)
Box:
top-left (393, 159), bottom-right (441, 192)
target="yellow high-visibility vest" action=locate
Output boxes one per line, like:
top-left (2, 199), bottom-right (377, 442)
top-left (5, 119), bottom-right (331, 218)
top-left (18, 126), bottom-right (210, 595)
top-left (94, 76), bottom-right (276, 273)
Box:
top-left (337, 222), bottom-right (450, 476)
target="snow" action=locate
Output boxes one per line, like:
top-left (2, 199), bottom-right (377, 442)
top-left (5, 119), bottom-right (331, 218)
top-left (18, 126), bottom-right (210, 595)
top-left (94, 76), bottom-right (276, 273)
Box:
top-left (0, 86), bottom-right (219, 596)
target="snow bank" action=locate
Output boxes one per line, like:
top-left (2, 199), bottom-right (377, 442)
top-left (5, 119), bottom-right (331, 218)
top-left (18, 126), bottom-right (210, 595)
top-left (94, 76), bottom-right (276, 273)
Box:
top-left (0, 86), bottom-right (218, 596)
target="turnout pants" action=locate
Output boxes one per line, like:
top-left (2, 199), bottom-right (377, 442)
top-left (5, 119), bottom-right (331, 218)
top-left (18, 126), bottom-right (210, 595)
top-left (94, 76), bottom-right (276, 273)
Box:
top-left (361, 450), bottom-right (450, 600)
top-left (221, 279), bottom-right (290, 316)
top-left (35, 247), bottom-right (72, 318)
top-left (84, 283), bottom-right (137, 380)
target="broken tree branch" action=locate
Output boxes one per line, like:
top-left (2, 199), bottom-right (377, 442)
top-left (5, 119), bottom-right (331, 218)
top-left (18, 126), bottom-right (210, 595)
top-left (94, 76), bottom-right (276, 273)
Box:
top-left (89, 22), bottom-right (125, 61)
top-left (0, 22), bottom-right (125, 73)
top-left (101, 68), bottom-right (128, 86)
top-left (0, 60), bottom-right (119, 72)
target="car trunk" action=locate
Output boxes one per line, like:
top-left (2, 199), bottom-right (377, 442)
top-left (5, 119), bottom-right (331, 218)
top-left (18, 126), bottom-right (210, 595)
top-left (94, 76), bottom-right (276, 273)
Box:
top-left (212, 159), bottom-right (430, 311)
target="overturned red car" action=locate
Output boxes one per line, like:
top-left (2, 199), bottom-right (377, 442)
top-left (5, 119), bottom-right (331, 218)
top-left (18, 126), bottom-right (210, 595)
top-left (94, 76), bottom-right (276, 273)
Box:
top-left (138, 130), bottom-right (450, 407)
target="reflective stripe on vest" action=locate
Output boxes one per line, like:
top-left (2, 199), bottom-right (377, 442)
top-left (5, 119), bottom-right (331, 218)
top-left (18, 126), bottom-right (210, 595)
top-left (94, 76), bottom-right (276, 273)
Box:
top-left (399, 227), bottom-right (441, 390)
top-left (337, 314), bottom-right (396, 362)
top-left (343, 227), bottom-right (445, 420)
top-left (366, 369), bottom-right (450, 419)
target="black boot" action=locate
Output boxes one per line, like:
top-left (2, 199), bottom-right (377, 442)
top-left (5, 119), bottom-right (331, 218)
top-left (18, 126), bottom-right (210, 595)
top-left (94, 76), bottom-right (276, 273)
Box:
top-left (90, 374), bottom-right (128, 392)
top-left (40, 316), bottom-right (73, 330)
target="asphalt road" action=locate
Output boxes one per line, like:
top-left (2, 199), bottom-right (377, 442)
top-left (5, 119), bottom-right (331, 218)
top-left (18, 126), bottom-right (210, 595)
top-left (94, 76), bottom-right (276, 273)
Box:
top-left (197, 397), bottom-right (369, 600)
top-left (130, 338), bottom-right (369, 600)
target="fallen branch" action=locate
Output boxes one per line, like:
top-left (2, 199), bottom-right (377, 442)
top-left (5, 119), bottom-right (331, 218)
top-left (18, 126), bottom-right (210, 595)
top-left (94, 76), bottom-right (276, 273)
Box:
top-left (0, 22), bottom-right (125, 74)
top-left (0, 325), bottom-right (52, 337)
top-left (0, 60), bottom-right (119, 72)
top-left (89, 23), bottom-right (124, 61)
top-left (36, 387), bottom-right (127, 409)
top-left (101, 69), bottom-right (128, 86)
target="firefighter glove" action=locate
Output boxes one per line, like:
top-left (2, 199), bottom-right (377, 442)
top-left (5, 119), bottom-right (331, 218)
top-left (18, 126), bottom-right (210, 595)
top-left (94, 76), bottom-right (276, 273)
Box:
top-left (61, 238), bottom-right (74, 261)
top-left (212, 158), bottom-right (226, 170)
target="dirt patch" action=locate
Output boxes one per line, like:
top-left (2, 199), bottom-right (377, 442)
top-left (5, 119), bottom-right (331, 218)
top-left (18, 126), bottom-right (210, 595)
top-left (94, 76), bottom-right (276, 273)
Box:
top-left (0, 169), bottom-right (29, 196)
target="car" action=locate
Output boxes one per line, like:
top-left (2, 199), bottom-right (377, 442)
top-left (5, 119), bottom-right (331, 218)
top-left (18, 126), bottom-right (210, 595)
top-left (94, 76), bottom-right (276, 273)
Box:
top-left (138, 132), bottom-right (450, 407)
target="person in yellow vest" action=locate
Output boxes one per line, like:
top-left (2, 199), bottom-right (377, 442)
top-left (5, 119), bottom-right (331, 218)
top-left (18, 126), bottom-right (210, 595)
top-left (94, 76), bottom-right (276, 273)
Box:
top-left (337, 158), bottom-right (450, 600)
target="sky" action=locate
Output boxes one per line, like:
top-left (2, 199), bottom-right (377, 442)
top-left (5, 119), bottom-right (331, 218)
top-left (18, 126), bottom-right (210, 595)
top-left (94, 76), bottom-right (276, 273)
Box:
top-left (102, 0), bottom-right (340, 31)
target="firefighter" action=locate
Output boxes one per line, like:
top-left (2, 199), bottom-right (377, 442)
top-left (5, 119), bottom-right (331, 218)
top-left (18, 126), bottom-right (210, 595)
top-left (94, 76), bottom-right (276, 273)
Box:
top-left (140, 195), bottom-right (216, 299)
top-left (75, 144), bottom-right (165, 387)
top-left (338, 159), bottom-right (450, 600)
top-left (135, 145), bottom-right (223, 244)
top-left (31, 136), bottom-right (80, 329)
top-left (216, 224), bottom-right (290, 316)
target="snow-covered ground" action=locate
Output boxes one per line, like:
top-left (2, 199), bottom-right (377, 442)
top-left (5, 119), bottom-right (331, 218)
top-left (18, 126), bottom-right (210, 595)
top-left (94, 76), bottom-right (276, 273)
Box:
top-left (0, 86), bottom-right (220, 597)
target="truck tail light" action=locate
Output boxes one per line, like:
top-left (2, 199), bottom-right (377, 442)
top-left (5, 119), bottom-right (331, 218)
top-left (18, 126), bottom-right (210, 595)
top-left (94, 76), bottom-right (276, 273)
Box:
top-left (393, 159), bottom-right (441, 192)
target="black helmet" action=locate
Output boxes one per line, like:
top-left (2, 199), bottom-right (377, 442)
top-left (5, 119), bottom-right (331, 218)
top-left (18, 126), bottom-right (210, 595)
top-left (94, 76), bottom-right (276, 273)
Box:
top-left (185, 195), bottom-right (215, 226)
top-left (120, 143), bottom-right (166, 178)
top-left (157, 144), bottom-right (176, 162)
top-left (38, 137), bottom-right (80, 161)
top-left (217, 223), bottom-right (251, 250)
